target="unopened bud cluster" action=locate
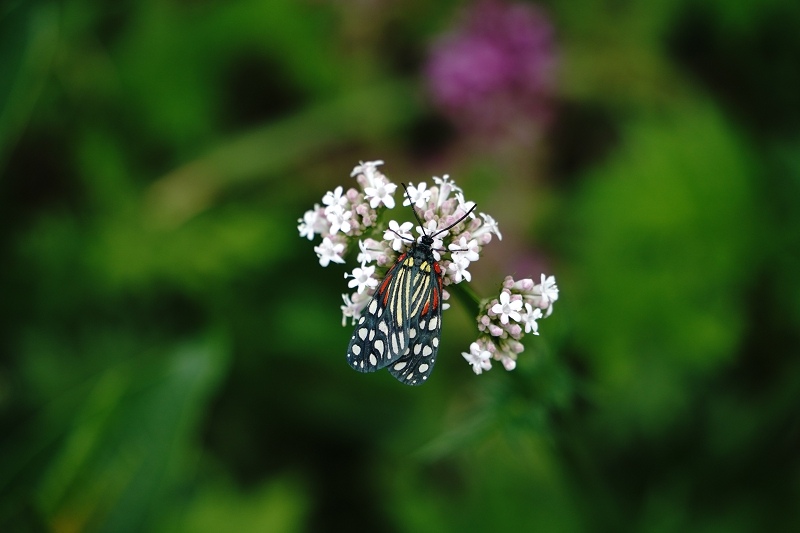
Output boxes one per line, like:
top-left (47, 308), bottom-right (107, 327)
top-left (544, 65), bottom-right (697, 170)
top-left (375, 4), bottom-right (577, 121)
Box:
top-left (464, 274), bottom-right (558, 374)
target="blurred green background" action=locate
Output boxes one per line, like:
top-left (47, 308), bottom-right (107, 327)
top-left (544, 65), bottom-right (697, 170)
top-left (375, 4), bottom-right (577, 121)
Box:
top-left (2, 0), bottom-right (799, 531)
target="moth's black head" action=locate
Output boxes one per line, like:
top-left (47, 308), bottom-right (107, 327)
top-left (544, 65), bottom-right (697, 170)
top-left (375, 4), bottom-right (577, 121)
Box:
top-left (420, 234), bottom-right (434, 247)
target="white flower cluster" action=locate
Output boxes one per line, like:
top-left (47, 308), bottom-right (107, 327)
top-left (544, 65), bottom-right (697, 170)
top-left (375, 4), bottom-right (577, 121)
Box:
top-left (463, 274), bottom-right (559, 374)
top-left (298, 161), bottom-right (501, 322)
top-left (297, 161), bottom-right (387, 266)
top-left (299, 160), bottom-right (555, 378)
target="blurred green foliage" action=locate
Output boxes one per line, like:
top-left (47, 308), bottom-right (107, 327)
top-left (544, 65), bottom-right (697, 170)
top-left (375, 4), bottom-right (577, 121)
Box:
top-left (1, 0), bottom-right (799, 532)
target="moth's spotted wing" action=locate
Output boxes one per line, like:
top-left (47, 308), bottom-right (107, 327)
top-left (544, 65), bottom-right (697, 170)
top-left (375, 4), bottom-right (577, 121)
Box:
top-left (346, 253), bottom-right (411, 372)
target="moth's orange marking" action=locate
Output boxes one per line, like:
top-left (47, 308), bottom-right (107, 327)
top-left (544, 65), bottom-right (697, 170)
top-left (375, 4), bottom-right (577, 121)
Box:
top-left (422, 267), bottom-right (442, 316)
top-left (379, 274), bottom-right (391, 295)
top-left (379, 254), bottom-right (405, 296)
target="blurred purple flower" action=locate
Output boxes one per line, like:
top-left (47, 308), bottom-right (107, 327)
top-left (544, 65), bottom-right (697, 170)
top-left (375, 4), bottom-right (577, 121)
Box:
top-left (425, 0), bottom-right (558, 136)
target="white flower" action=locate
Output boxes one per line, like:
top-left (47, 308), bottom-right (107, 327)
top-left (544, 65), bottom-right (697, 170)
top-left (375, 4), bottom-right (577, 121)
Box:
top-left (447, 255), bottom-right (472, 284)
top-left (341, 291), bottom-right (370, 326)
top-left (322, 186), bottom-right (348, 214)
top-left (531, 274), bottom-right (559, 317)
top-left (383, 220), bottom-right (414, 252)
top-left (357, 239), bottom-right (386, 266)
top-left (326, 205), bottom-right (352, 235)
top-left (345, 265), bottom-right (378, 294)
top-left (340, 293), bottom-right (358, 326)
top-left (462, 341), bottom-right (493, 375)
top-left (403, 182), bottom-right (432, 209)
top-left (417, 220), bottom-right (445, 252)
top-left (491, 291), bottom-right (523, 325)
top-left (297, 204), bottom-right (328, 240)
top-left (364, 179), bottom-right (398, 209)
top-left (351, 160), bottom-right (385, 186)
top-left (433, 174), bottom-right (462, 207)
top-left (476, 213), bottom-right (502, 241)
top-left (520, 303), bottom-right (543, 335)
top-left (537, 274), bottom-right (559, 305)
top-left (417, 219), bottom-right (439, 237)
top-left (314, 237), bottom-right (346, 267)
top-left (449, 237), bottom-right (480, 263)
top-left (455, 192), bottom-right (477, 219)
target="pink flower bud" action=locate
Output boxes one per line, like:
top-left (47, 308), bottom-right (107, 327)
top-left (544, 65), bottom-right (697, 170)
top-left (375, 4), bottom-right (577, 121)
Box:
top-left (502, 357), bottom-right (517, 371)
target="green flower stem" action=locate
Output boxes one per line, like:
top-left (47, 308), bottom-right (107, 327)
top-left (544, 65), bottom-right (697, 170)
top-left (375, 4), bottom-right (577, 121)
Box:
top-left (448, 281), bottom-right (483, 318)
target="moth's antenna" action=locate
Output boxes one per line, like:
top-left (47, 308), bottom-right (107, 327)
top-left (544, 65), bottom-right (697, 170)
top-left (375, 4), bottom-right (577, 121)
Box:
top-left (401, 182), bottom-right (477, 240)
top-left (401, 183), bottom-right (427, 232)
top-left (432, 202), bottom-right (477, 237)
top-left (386, 227), bottom-right (415, 243)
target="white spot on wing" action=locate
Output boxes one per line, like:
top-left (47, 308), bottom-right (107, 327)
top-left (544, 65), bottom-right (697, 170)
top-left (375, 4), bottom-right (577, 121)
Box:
top-left (422, 346), bottom-right (433, 357)
top-left (428, 316), bottom-right (438, 330)
top-left (369, 354), bottom-right (377, 366)
top-left (373, 339), bottom-right (384, 355)
top-left (352, 345), bottom-right (361, 355)
top-left (418, 363), bottom-right (429, 373)
top-left (369, 300), bottom-right (378, 314)
top-left (393, 361), bottom-right (407, 371)
top-left (358, 328), bottom-right (368, 340)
